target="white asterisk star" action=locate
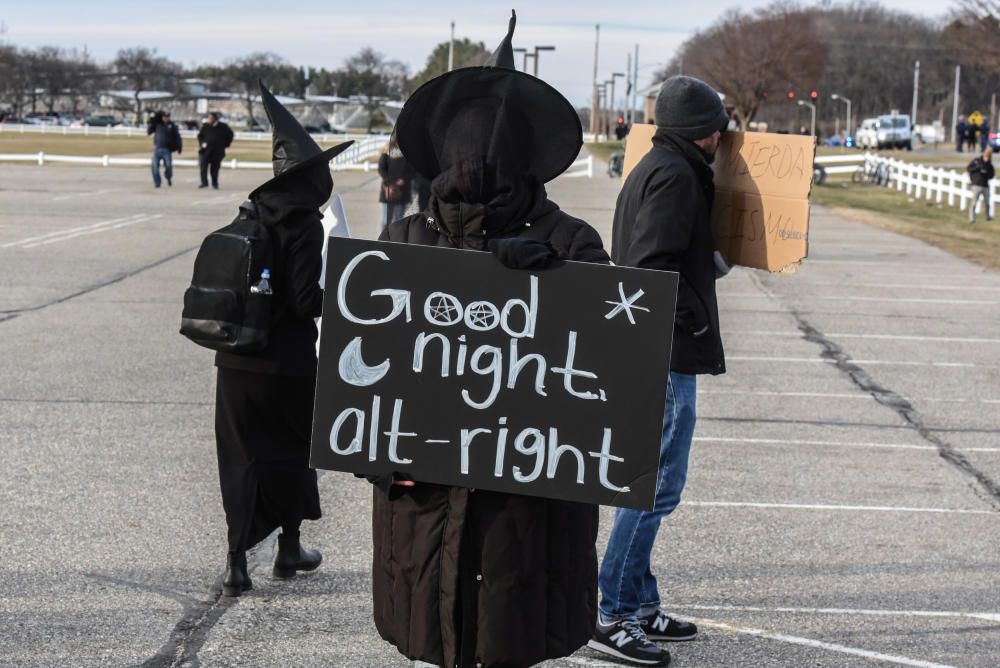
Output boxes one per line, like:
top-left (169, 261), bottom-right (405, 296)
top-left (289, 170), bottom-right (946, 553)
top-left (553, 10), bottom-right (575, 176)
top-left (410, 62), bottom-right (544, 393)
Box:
top-left (604, 282), bottom-right (650, 325)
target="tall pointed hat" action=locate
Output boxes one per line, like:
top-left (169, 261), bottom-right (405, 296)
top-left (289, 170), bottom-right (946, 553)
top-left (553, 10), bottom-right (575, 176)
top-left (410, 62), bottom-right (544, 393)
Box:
top-left (395, 10), bottom-right (581, 183)
top-left (249, 82), bottom-right (353, 197)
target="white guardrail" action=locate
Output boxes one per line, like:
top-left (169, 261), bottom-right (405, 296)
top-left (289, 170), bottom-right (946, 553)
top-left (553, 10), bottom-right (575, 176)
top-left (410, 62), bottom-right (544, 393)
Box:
top-left (0, 121), bottom-right (374, 144)
top-left (0, 146), bottom-right (595, 178)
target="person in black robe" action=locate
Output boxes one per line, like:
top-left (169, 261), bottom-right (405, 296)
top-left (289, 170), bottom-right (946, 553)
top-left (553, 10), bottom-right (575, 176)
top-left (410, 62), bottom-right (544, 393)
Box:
top-left (213, 83), bottom-right (353, 597)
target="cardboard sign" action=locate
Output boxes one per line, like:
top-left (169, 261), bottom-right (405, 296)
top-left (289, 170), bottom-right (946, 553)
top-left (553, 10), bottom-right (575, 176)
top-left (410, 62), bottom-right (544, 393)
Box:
top-left (622, 126), bottom-right (815, 273)
top-left (309, 238), bottom-right (679, 510)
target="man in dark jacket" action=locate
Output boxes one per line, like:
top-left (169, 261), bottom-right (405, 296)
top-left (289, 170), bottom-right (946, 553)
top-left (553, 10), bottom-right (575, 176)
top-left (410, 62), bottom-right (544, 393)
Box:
top-left (589, 75), bottom-right (729, 666)
top-left (967, 146), bottom-right (994, 224)
top-left (147, 110), bottom-right (182, 188)
top-left (197, 112), bottom-right (234, 189)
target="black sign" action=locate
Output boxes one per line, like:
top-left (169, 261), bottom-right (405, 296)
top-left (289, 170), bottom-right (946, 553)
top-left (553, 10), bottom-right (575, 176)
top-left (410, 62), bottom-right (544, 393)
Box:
top-left (310, 239), bottom-right (678, 510)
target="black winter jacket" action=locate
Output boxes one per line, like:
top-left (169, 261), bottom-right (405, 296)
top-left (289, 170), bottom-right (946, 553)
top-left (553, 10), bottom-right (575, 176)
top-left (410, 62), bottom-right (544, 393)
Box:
top-left (371, 182), bottom-right (607, 668)
top-left (968, 157), bottom-right (995, 187)
top-left (611, 131), bottom-right (725, 375)
top-left (197, 121), bottom-right (234, 161)
top-left (148, 120), bottom-right (182, 153)
top-left (214, 209), bottom-right (324, 377)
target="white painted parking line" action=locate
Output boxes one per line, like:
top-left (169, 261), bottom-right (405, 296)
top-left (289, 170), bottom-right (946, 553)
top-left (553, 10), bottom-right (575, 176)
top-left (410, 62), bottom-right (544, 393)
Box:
top-left (674, 604), bottom-right (1000, 624)
top-left (191, 195), bottom-right (232, 206)
top-left (692, 436), bottom-right (1000, 454)
top-left (698, 389), bottom-right (1000, 406)
top-left (51, 188), bottom-right (112, 202)
top-left (808, 281), bottom-right (1000, 293)
top-left (22, 214), bottom-right (163, 248)
top-left (682, 616), bottom-right (957, 668)
top-left (685, 501), bottom-right (994, 515)
top-left (1, 214), bottom-right (145, 248)
top-left (719, 293), bottom-right (999, 306)
top-left (727, 356), bottom-right (998, 370)
top-left (726, 330), bottom-right (1000, 344)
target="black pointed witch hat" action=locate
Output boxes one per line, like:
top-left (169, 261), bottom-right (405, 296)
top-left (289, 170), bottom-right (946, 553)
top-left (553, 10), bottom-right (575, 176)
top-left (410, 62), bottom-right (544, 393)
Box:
top-left (395, 10), bottom-right (581, 183)
top-left (249, 82), bottom-right (353, 198)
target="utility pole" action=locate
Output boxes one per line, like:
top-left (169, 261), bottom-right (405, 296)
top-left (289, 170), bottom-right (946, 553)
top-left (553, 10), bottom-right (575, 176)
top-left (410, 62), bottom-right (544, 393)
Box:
top-left (911, 60), bottom-right (919, 127)
top-left (632, 44), bottom-right (639, 123)
top-left (951, 65), bottom-right (961, 144)
top-left (797, 100), bottom-right (816, 137)
top-left (610, 72), bottom-right (625, 126)
top-left (626, 51), bottom-right (632, 125)
top-left (590, 24), bottom-right (600, 136)
top-left (448, 21), bottom-right (455, 71)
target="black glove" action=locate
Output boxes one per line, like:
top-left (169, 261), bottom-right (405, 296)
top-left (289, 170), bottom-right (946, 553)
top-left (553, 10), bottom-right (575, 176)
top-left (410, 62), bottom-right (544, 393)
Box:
top-left (488, 237), bottom-right (557, 270)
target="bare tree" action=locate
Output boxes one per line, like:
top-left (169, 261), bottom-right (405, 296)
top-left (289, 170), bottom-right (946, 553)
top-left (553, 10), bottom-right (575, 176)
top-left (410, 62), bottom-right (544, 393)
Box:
top-left (334, 48), bottom-right (409, 132)
top-left (114, 47), bottom-right (181, 123)
top-left (662, 6), bottom-right (825, 131)
top-left (224, 52), bottom-right (288, 127)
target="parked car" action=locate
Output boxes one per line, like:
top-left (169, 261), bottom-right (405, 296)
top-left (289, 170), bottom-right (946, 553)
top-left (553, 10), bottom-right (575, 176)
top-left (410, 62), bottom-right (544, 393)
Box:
top-left (83, 115), bottom-right (120, 127)
top-left (856, 114), bottom-right (911, 150)
top-left (23, 114), bottom-right (59, 125)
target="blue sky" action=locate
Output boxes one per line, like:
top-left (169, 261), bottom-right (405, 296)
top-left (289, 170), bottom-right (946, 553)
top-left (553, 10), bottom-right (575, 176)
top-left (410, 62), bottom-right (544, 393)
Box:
top-left (1, 1), bottom-right (952, 106)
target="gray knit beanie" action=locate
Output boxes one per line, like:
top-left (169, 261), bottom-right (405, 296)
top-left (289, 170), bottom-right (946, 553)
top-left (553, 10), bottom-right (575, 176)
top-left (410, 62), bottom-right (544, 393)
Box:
top-left (654, 75), bottom-right (728, 140)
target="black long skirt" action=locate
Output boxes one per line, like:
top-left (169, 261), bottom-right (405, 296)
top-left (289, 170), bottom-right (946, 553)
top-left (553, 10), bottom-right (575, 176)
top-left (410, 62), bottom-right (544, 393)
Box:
top-left (214, 367), bottom-right (322, 552)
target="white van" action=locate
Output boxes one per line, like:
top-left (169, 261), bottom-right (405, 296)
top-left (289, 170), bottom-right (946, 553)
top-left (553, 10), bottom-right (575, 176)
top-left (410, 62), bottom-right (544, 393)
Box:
top-left (856, 115), bottom-right (912, 150)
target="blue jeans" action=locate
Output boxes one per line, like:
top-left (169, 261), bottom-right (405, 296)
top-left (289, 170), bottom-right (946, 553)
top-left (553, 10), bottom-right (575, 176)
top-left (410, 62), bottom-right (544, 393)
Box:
top-left (598, 371), bottom-right (697, 620)
top-left (152, 147), bottom-right (173, 186)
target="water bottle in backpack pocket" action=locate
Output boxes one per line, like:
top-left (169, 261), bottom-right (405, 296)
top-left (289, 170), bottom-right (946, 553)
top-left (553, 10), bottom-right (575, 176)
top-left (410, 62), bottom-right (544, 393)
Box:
top-left (180, 201), bottom-right (275, 352)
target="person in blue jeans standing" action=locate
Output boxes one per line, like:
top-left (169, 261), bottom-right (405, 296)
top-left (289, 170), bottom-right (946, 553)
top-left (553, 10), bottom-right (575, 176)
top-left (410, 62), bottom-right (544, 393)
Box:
top-left (588, 75), bottom-right (731, 667)
top-left (147, 110), bottom-right (182, 188)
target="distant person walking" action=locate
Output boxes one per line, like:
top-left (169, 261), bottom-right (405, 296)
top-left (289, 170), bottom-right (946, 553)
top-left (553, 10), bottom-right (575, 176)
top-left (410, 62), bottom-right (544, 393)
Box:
top-left (197, 112), bottom-right (234, 189)
top-left (966, 123), bottom-right (979, 153)
top-left (967, 146), bottom-right (994, 224)
top-left (956, 116), bottom-right (967, 153)
top-left (147, 110), bottom-right (182, 188)
top-left (377, 133), bottom-right (414, 229)
top-left (980, 121), bottom-right (991, 152)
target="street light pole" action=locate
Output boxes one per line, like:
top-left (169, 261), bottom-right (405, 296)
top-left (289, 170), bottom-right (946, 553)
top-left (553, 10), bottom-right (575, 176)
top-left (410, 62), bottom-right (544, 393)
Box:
top-left (610, 72), bottom-right (625, 123)
top-left (831, 93), bottom-right (852, 140)
top-left (797, 100), bottom-right (816, 137)
top-left (513, 48), bottom-right (526, 72)
top-left (590, 24), bottom-right (600, 136)
top-left (911, 60), bottom-right (920, 127)
top-left (532, 46), bottom-right (555, 77)
top-left (448, 21), bottom-right (455, 72)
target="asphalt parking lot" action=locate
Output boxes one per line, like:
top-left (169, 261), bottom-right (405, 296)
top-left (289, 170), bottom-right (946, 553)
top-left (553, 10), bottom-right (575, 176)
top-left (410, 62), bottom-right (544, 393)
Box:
top-left (1, 159), bottom-right (998, 667)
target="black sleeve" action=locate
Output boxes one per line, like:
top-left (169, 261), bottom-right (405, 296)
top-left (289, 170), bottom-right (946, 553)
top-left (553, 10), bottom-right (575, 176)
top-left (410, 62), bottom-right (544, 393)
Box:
top-left (378, 153), bottom-right (389, 181)
top-left (284, 222), bottom-right (325, 318)
top-left (173, 126), bottom-right (183, 153)
top-left (197, 126), bottom-right (206, 144)
top-left (224, 125), bottom-right (234, 147)
top-left (567, 224), bottom-right (610, 264)
top-left (988, 163), bottom-right (996, 180)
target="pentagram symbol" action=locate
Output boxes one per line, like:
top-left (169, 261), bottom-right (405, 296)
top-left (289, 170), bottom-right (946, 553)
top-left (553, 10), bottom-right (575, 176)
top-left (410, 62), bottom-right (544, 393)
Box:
top-left (604, 282), bottom-right (650, 325)
top-left (424, 292), bottom-right (463, 325)
top-left (465, 301), bottom-right (500, 331)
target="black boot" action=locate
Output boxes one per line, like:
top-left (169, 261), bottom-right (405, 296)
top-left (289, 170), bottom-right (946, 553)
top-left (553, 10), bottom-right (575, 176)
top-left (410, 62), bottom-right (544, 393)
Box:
top-left (222, 551), bottom-right (252, 597)
top-left (273, 529), bottom-right (322, 579)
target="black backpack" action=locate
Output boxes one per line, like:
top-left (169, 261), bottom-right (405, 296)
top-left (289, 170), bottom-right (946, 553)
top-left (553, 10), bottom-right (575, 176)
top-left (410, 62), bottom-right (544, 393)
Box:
top-left (180, 201), bottom-right (275, 352)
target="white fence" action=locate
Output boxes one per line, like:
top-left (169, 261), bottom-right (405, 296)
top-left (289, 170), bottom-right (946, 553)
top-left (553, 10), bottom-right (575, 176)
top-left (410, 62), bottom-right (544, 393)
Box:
top-left (0, 148), bottom-right (596, 178)
top-left (814, 152), bottom-right (866, 175)
top-left (861, 154), bottom-right (985, 212)
top-left (0, 121), bottom-right (381, 145)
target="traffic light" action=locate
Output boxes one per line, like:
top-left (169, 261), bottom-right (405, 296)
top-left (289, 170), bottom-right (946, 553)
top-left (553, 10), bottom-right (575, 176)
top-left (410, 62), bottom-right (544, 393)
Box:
top-left (810, 90), bottom-right (818, 101)
top-left (786, 86), bottom-right (795, 100)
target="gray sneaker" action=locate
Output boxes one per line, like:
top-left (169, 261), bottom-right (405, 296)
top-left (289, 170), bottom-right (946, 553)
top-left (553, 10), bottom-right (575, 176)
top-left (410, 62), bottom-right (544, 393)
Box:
top-left (588, 617), bottom-right (671, 665)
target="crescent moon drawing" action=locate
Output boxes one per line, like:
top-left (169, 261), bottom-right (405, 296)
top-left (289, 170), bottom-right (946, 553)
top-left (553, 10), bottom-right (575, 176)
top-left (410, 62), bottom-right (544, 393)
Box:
top-left (338, 336), bottom-right (390, 387)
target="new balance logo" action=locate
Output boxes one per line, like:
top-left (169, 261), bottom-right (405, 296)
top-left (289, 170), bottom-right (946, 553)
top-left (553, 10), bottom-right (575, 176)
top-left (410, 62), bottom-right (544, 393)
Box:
top-left (651, 615), bottom-right (669, 633)
top-left (609, 630), bottom-right (633, 648)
